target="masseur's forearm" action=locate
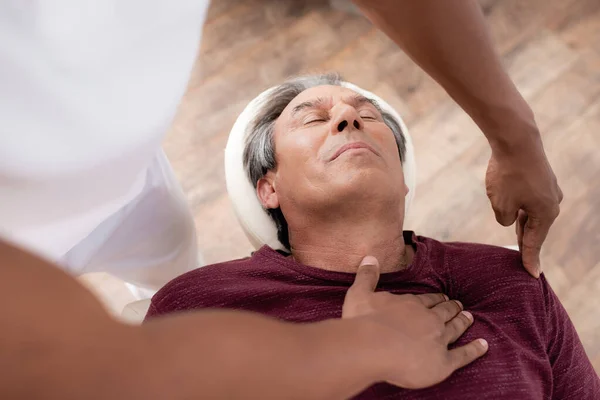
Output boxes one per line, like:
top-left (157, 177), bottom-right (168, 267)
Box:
top-left (140, 311), bottom-right (376, 399)
top-left (0, 240), bottom-right (376, 400)
top-left (353, 0), bottom-right (538, 147)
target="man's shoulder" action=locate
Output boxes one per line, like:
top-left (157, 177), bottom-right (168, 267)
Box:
top-left (420, 236), bottom-right (543, 304)
top-left (419, 236), bottom-right (527, 275)
top-left (147, 247), bottom-right (284, 318)
top-left (438, 239), bottom-right (524, 273)
top-left (421, 236), bottom-right (524, 273)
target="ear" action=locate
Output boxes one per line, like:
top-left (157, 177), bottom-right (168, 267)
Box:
top-left (257, 173), bottom-right (279, 209)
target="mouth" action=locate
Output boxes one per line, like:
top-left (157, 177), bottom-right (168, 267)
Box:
top-left (329, 141), bottom-right (379, 161)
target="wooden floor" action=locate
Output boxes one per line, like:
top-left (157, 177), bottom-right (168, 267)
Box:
top-left (88, 0), bottom-right (600, 373)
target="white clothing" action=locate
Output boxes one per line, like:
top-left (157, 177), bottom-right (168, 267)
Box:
top-left (0, 0), bottom-right (210, 290)
top-left (60, 150), bottom-right (199, 290)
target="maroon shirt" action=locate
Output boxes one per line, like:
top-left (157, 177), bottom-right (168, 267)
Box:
top-left (146, 233), bottom-right (600, 399)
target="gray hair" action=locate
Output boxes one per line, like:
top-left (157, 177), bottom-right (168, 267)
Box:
top-left (243, 73), bottom-right (406, 251)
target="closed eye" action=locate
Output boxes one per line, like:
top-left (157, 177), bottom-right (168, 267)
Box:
top-left (304, 118), bottom-right (327, 125)
top-left (360, 114), bottom-right (378, 121)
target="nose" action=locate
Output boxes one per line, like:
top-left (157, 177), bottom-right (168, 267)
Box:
top-left (332, 105), bottom-right (362, 134)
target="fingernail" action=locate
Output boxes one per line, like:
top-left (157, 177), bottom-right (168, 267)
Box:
top-left (443, 294), bottom-right (449, 301)
top-left (360, 256), bottom-right (378, 266)
top-left (455, 300), bottom-right (463, 310)
top-left (462, 311), bottom-right (473, 321)
top-left (478, 339), bottom-right (488, 349)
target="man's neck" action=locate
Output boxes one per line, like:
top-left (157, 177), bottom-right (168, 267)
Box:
top-left (287, 208), bottom-right (413, 274)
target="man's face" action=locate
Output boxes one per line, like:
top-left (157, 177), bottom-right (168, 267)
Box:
top-left (257, 85), bottom-right (407, 217)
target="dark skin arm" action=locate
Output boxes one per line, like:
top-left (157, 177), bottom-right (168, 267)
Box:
top-left (0, 241), bottom-right (371, 399)
top-left (353, 0), bottom-right (563, 277)
top-left (0, 242), bottom-right (486, 399)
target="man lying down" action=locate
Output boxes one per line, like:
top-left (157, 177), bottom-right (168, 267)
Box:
top-left (145, 74), bottom-right (599, 399)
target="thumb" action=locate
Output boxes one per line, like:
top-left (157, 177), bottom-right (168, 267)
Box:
top-left (521, 214), bottom-right (550, 278)
top-left (350, 256), bottom-right (381, 295)
top-left (342, 256), bottom-right (380, 318)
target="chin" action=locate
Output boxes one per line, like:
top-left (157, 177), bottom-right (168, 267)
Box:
top-left (331, 169), bottom-right (394, 196)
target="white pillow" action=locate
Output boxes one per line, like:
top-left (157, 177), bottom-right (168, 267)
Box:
top-left (224, 82), bottom-right (417, 251)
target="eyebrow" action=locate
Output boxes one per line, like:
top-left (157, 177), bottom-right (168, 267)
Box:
top-left (347, 94), bottom-right (382, 113)
top-left (291, 94), bottom-right (382, 117)
top-left (291, 97), bottom-right (329, 117)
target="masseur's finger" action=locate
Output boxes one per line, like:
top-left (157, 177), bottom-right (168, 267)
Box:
top-left (415, 293), bottom-right (449, 308)
top-left (516, 209), bottom-right (527, 254)
top-left (447, 339), bottom-right (489, 371)
top-left (348, 256), bottom-right (380, 295)
top-left (342, 256), bottom-right (380, 318)
top-left (521, 209), bottom-right (555, 278)
top-left (432, 300), bottom-right (463, 323)
top-left (493, 204), bottom-right (519, 227)
top-left (443, 311), bottom-right (474, 344)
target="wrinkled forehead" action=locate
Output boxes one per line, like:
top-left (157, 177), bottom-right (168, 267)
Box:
top-left (279, 85), bottom-right (364, 121)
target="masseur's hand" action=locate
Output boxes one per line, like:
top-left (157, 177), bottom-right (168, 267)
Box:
top-left (342, 256), bottom-right (488, 389)
top-left (486, 131), bottom-right (563, 278)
